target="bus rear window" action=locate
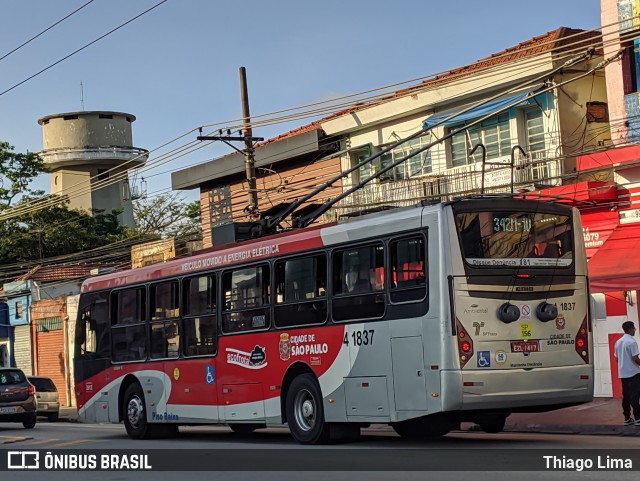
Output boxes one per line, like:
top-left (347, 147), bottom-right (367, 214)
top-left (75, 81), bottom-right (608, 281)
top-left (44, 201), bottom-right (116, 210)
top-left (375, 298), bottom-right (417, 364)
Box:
top-left (455, 211), bottom-right (573, 267)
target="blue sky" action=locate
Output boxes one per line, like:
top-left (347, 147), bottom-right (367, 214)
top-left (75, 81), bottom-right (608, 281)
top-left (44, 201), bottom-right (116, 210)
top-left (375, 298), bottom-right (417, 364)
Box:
top-left (0, 0), bottom-right (602, 202)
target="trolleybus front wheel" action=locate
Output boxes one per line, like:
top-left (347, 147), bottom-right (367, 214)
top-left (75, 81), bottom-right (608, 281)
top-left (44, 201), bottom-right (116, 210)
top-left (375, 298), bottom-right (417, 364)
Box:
top-left (122, 383), bottom-right (178, 439)
top-left (285, 374), bottom-right (330, 445)
top-left (123, 383), bottom-right (150, 439)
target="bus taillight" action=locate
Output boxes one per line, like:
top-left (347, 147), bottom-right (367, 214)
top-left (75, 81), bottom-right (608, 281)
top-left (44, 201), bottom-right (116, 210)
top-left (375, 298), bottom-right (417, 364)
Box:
top-left (456, 319), bottom-right (474, 368)
top-left (574, 316), bottom-right (589, 363)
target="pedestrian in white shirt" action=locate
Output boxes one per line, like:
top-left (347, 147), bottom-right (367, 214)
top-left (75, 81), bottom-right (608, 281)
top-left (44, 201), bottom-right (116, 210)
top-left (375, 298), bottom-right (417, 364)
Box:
top-left (613, 321), bottom-right (640, 426)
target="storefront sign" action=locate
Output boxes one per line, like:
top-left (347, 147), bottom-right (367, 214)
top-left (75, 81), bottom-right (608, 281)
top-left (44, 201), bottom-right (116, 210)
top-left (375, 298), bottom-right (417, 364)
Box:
top-left (619, 208), bottom-right (640, 224)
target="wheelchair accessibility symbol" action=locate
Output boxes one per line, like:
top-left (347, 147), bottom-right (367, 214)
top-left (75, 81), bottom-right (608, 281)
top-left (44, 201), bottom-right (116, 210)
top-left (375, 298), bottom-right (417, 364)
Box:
top-left (205, 365), bottom-right (215, 384)
top-left (477, 351), bottom-right (491, 368)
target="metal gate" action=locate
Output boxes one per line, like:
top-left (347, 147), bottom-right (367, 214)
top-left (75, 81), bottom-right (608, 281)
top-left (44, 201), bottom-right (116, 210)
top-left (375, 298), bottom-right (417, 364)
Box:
top-left (13, 324), bottom-right (32, 375)
top-left (35, 317), bottom-right (67, 406)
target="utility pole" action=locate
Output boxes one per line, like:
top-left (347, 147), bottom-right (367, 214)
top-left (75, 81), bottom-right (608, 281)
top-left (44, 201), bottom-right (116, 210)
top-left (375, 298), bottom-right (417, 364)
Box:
top-left (197, 66), bottom-right (263, 217)
top-left (239, 67), bottom-right (258, 216)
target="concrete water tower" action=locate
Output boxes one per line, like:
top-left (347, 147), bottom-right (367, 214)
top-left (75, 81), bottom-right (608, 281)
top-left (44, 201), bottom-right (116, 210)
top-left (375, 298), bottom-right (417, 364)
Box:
top-left (37, 111), bottom-right (148, 227)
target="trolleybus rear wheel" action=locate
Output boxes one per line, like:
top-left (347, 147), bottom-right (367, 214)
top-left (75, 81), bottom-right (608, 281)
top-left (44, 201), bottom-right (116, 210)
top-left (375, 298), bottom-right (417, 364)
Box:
top-left (286, 374), bottom-right (330, 444)
top-left (229, 423), bottom-right (263, 435)
top-left (478, 413), bottom-right (507, 434)
top-left (392, 415), bottom-right (452, 440)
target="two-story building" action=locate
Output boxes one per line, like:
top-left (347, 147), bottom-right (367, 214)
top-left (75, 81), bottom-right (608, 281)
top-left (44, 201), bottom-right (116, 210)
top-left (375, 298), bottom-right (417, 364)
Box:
top-left (173, 27), bottom-right (606, 247)
top-left (3, 280), bottom-right (33, 374)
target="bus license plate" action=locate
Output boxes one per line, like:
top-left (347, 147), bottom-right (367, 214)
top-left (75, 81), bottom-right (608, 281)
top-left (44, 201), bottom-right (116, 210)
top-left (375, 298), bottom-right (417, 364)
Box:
top-left (511, 341), bottom-right (539, 353)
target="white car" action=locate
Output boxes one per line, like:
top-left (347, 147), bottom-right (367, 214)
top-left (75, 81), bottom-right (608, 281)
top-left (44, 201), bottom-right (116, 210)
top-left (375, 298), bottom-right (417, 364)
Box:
top-left (28, 376), bottom-right (60, 422)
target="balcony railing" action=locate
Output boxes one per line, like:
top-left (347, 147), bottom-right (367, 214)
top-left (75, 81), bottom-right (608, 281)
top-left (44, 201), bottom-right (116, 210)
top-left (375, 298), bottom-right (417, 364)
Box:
top-left (334, 152), bottom-right (562, 217)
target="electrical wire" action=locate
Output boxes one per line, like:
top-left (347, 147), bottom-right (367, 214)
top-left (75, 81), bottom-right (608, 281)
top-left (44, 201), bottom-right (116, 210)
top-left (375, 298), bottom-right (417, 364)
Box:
top-left (10, 28), bottom-right (604, 217)
top-left (0, 0), bottom-right (97, 62)
top-left (0, 20), bottom-right (634, 242)
top-left (0, 0), bottom-right (169, 97)
top-left (0, 29), bottom-right (606, 219)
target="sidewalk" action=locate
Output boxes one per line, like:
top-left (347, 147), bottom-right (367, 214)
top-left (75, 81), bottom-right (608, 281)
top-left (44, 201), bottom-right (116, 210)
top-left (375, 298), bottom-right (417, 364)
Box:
top-left (57, 399), bottom-right (640, 436)
top-left (58, 406), bottom-right (79, 423)
top-left (502, 397), bottom-right (640, 436)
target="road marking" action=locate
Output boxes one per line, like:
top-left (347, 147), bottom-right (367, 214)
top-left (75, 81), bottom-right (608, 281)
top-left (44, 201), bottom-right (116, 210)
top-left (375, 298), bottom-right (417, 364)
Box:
top-left (51, 423), bottom-right (123, 430)
top-left (1, 436), bottom-right (33, 444)
top-left (47, 438), bottom-right (103, 448)
top-left (28, 438), bottom-right (59, 445)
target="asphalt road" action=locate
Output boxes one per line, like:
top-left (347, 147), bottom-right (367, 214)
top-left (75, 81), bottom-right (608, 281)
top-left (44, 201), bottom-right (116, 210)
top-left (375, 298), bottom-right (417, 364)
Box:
top-left (0, 421), bottom-right (638, 480)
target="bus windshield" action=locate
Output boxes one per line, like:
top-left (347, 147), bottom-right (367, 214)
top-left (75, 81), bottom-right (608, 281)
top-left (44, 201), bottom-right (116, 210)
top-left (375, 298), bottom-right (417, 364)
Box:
top-left (455, 210), bottom-right (573, 267)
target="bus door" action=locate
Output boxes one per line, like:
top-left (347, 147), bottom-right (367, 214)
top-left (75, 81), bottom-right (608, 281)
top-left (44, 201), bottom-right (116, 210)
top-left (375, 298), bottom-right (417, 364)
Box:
top-left (167, 275), bottom-right (220, 423)
top-left (180, 313), bottom-right (219, 422)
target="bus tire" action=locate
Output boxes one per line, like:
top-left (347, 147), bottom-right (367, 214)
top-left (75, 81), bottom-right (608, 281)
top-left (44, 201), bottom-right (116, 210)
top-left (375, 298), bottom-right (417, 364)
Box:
top-left (123, 383), bottom-right (151, 439)
top-left (478, 414), bottom-right (507, 434)
top-left (392, 416), bottom-right (451, 440)
top-left (229, 423), bottom-right (263, 435)
top-left (286, 374), bottom-right (330, 445)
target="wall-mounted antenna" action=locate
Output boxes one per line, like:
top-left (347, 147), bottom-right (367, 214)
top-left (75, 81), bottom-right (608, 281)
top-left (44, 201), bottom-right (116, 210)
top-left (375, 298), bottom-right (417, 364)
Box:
top-left (80, 81), bottom-right (85, 111)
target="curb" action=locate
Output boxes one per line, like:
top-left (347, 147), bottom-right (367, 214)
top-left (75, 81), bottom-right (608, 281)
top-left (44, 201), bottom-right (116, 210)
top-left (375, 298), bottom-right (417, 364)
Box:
top-left (503, 424), bottom-right (640, 437)
top-left (46, 417), bottom-right (640, 435)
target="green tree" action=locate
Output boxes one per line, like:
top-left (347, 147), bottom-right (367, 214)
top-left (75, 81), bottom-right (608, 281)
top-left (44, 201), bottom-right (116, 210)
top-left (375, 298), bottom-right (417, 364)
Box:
top-left (0, 142), bottom-right (140, 270)
top-left (133, 193), bottom-right (202, 239)
top-left (0, 202), bottom-right (130, 264)
top-left (0, 141), bottom-right (46, 207)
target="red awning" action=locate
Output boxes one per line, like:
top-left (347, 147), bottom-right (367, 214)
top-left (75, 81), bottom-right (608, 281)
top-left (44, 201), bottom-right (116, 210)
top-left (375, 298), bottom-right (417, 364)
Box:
top-left (588, 224), bottom-right (640, 292)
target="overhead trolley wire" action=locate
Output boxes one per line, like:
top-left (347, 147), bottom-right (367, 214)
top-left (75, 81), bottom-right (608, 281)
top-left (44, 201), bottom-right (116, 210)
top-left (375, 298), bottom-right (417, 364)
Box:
top-left (0, 0), bottom-right (98, 62)
top-left (0, 19), bottom-right (631, 221)
top-left (0, 21), bottom-right (633, 279)
top-left (0, 0), bottom-right (169, 97)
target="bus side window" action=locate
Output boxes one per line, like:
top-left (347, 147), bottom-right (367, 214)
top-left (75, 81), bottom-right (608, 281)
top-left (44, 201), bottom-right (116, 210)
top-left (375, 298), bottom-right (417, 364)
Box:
top-left (222, 265), bottom-right (270, 334)
top-left (332, 244), bottom-right (385, 321)
top-left (182, 275), bottom-right (217, 357)
top-left (274, 254), bottom-right (328, 328)
top-left (112, 288), bottom-right (146, 325)
top-left (390, 236), bottom-right (427, 303)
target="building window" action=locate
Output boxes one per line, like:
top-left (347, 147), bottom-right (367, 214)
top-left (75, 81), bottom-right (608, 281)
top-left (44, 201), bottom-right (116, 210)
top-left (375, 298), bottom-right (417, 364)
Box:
top-left (15, 301), bottom-right (23, 318)
top-left (525, 108), bottom-right (545, 157)
top-left (353, 146), bottom-right (373, 183)
top-left (586, 101), bottom-right (609, 123)
top-left (378, 134), bottom-right (432, 181)
top-left (622, 38), bottom-right (640, 95)
top-left (450, 113), bottom-right (511, 167)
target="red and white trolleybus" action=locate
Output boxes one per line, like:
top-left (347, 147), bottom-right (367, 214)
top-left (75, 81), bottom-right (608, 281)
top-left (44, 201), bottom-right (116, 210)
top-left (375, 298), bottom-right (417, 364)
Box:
top-left (74, 195), bottom-right (593, 443)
